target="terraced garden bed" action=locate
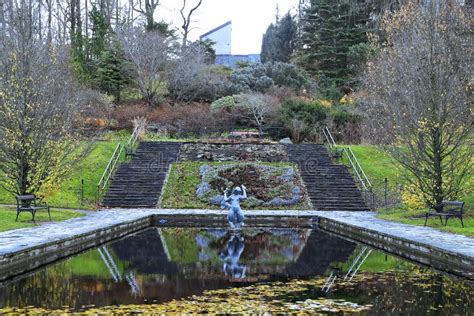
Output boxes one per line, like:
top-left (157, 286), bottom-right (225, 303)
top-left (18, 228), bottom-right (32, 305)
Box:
top-left (161, 162), bottom-right (311, 210)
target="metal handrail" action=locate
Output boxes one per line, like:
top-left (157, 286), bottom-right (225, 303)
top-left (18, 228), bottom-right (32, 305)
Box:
top-left (322, 126), bottom-right (375, 208)
top-left (126, 118), bottom-right (146, 158)
top-left (348, 147), bottom-right (372, 188)
top-left (344, 147), bottom-right (369, 191)
top-left (96, 143), bottom-right (124, 204)
top-left (323, 126), bottom-right (336, 149)
top-left (127, 119), bottom-right (145, 150)
top-left (95, 120), bottom-right (146, 204)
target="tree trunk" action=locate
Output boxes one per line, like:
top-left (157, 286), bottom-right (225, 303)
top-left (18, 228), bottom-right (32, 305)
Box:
top-left (432, 127), bottom-right (444, 212)
top-left (46, 0), bottom-right (52, 45)
top-left (70, 0), bottom-right (76, 42)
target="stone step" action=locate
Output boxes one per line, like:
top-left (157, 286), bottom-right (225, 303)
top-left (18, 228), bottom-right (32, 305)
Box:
top-left (102, 141), bottom-right (182, 208)
top-left (286, 143), bottom-right (369, 212)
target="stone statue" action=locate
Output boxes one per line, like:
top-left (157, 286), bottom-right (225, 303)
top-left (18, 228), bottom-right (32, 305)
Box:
top-left (222, 185), bottom-right (247, 229)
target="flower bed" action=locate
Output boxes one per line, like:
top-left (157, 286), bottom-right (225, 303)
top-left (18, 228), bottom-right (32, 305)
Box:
top-left (161, 162), bottom-right (311, 210)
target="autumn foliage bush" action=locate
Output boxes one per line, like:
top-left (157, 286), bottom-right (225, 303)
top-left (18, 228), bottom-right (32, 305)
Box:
top-left (110, 103), bottom-right (148, 129)
top-left (147, 103), bottom-right (232, 137)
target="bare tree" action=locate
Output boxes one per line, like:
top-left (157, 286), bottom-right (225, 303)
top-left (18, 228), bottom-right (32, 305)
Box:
top-left (167, 43), bottom-right (212, 103)
top-left (117, 27), bottom-right (172, 106)
top-left (235, 93), bottom-right (280, 137)
top-left (179, 0), bottom-right (202, 49)
top-left (0, 2), bottom-right (90, 197)
top-left (44, 0), bottom-right (54, 45)
top-left (363, 2), bottom-right (473, 211)
top-left (132, 0), bottom-right (159, 31)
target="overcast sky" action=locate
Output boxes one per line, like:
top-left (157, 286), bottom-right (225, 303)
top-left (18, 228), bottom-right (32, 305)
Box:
top-left (155, 0), bottom-right (300, 54)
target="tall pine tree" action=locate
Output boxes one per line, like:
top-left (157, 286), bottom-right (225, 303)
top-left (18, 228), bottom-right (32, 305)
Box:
top-left (261, 13), bottom-right (297, 63)
top-left (96, 47), bottom-right (132, 104)
top-left (296, 0), bottom-right (370, 89)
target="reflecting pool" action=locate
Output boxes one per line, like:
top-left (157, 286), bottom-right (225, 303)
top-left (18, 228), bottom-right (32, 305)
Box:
top-left (0, 227), bottom-right (472, 314)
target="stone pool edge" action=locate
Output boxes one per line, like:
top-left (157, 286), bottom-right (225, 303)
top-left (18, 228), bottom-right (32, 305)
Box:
top-left (0, 209), bottom-right (473, 282)
top-left (315, 216), bottom-right (474, 280)
top-left (0, 209), bottom-right (318, 282)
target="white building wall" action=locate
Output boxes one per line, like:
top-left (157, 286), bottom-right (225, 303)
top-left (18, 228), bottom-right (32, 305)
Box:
top-left (200, 22), bottom-right (232, 55)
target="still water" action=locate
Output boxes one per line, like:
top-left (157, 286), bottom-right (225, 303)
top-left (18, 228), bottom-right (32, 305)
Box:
top-left (0, 227), bottom-right (472, 314)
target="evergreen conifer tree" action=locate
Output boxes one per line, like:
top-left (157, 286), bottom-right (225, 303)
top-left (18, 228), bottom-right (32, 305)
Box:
top-left (261, 13), bottom-right (297, 63)
top-left (296, 0), bottom-right (370, 88)
top-left (95, 48), bottom-right (132, 104)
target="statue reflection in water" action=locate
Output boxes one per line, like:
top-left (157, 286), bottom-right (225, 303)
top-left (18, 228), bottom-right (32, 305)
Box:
top-left (221, 233), bottom-right (247, 279)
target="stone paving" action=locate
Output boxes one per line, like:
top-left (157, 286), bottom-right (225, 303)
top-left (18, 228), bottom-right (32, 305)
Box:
top-left (0, 209), bottom-right (473, 260)
top-left (314, 211), bottom-right (474, 259)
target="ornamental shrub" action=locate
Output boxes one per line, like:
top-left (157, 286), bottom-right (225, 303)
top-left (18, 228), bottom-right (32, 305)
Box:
top-left (230, 62), bottom-right (314, 94)
top-left (281, 98), bottom-right (328, 142)
top-left (211, 95), bottom-right (237, 112)
top-left (401, 184), bottom-right (426, 211)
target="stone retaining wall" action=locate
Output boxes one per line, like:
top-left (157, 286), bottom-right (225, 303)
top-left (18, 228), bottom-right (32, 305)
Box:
top-left (316, 217), bottom-right (474, 279)
top-left (0, 216), bottom-right (152, 282)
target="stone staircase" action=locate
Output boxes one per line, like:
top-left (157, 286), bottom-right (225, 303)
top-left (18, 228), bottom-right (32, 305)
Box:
top-left (102, 142), bottom-right (182, 208)
top-left (286, 144), bottom-right (369, 211)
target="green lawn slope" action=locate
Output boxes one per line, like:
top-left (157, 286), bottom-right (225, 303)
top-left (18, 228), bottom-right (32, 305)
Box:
top-left (347, 145), bottom-right (473, 236)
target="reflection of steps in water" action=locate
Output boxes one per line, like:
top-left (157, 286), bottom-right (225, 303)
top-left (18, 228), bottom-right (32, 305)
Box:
top-left (322, 245), bottom-right (373, 293)
top-left (110, 229), bottom-right (178, 275)
top-left (287, 229), bottom-right (357, 278)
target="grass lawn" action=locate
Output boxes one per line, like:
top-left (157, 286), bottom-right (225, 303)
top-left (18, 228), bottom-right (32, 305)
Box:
top-left (346, 146), bottom-right (404, 191)
top-left (0, 206), bottom-right (85, 232)
top-left (377, 207), bottom-right (474, 236)
top-left (0, 140), bottom-right (121, 210)
top-left (344, 145), bottom-right (473, 236)
top-left (161, 161), bottom-right (311, 210)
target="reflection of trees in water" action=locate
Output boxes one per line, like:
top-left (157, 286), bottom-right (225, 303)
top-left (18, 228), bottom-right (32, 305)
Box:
top-left (1, 268), bottom-right (80, 309)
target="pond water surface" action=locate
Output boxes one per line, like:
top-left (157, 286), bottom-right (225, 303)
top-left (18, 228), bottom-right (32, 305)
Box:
top-left (0, 227), bottom-right (472, 314)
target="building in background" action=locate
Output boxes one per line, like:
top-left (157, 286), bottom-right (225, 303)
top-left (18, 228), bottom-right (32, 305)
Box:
top-left (200, 21), bottom-right (261, 68)
top-left (200, 20), bottom-right (232, 55)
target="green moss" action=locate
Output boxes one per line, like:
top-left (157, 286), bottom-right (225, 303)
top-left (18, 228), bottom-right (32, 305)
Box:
top-left (0, 206), bottom-right (85, 232)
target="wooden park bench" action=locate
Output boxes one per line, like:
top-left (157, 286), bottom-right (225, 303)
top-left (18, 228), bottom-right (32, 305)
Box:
top-left (424, 201), bottom-right (465, 228)
top-left (15, 195), bottom-right (51, 223)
